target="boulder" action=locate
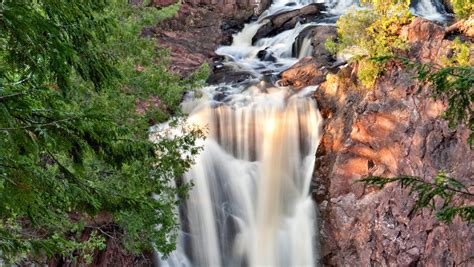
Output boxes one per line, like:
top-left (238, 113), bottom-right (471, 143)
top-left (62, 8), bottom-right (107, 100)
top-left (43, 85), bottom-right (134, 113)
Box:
top-left (207, 64), bottom-right (256, 85)
top-left (402, 17), bottom-right (446, 42)
top-left (257, 47), bottom-right (277, 62)
top-left (278, 57), bottom-right (328, 89)
top-left (401, 17), bottom-right (451, 65)
top-left (252, 3), bottom-right (324, 43)
top-left (446, 15), bottom-right (474, 39)
top-left (292, 25), bottom-right (337, 63)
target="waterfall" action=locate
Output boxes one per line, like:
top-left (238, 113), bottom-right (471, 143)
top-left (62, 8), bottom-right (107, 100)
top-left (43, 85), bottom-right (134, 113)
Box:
top-left (159, 1), bottom-right (324, 267)
top-left (158, 0), bottom-right (450, 266)
top-left (168, 85), bottom-right (322, 267)
top-left (410, 0), bottom-right (449, 21)
top-left (324, 0), bottom-right (449, 20)
top-left (298, 36), bottom-right (314, 59)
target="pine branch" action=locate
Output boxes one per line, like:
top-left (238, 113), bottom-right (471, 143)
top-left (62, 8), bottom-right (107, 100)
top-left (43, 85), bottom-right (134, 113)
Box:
top-left (359, 173), bottom-right (474, 224)
top-left (0, 91), bottom-right (26, 101)
top-left (361, 175), bottom-right (473, 197)
top-left (0, 117), bottom-right (80, 131)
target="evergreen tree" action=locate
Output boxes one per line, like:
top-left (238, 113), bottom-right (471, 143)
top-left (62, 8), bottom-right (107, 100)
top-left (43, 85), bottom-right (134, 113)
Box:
top-left (0, 0), bottom-right (202, 263)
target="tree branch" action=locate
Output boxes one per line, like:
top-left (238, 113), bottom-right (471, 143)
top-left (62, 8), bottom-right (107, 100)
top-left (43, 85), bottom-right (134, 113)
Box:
top-left (0, 91), bottom-right (26, 102)
top-left (0, 117), bottom-right (80, 131)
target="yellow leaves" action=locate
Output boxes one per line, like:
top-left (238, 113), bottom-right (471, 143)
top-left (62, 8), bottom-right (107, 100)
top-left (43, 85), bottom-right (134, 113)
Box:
top-left (443, 37), bottom-right (473, 67)
top-left (450, 0), bottom-right (474, 19)
top-left (330, 0), bottom-right (413, 89)
top-left (357, 58), bottom-right (381, 88)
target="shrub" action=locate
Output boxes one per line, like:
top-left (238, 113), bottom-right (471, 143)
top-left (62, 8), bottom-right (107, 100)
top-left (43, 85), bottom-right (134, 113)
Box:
top-left (327, 0), bottom-right (413, 88)
top-left (450, 0), bottom-right (474, 19)
top-left (443, 37), bottom-right (473, 67)
top-left (0, 0), bottom-right (204, 264)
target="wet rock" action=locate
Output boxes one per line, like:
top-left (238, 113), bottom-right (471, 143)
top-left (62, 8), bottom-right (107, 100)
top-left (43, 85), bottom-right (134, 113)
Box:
top-left (292, 25), bottom-right (337, 63)
top-left (440, 0), bottom-right (454, 13)
top-left (207, 64), bottom-right (256, 85)
top-left (278, 57), bottom-right (329, 89)
top-left (220, 19), bottom-right (247, 45)
top-left (252, 3), bottom-right (324, 43)
top-left (257, 47), bottom-right (277, 62)
top-left (153, 1), bottom-right (270, 76)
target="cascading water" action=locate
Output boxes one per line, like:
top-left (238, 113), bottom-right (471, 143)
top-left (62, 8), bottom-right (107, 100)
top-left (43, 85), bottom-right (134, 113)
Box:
top-left (410, 0), bottom-right (450, 21)
top-left (159, 0), bottom-right (450, 266)
top-left (166, 85), bottom-right (322, 267)
top-left (160, 1), bottom-right (324, 266)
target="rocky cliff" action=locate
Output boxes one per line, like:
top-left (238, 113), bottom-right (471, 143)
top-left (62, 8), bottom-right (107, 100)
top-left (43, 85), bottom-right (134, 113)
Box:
top-left (312, 18), bottom-right (473, 266)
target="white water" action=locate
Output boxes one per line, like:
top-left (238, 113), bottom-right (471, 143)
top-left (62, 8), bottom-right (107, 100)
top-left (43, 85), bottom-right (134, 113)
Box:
top-left (165, 85), bottom-right (322, 267)
top-left (299, 36), bottom-right (314, 59)
top-left (410, 0), bottom-right (449, 21)
top-left (216, 20), bottom-right (319, 75)
top-left (160, 1), bottom-right (324, 267)
top-left (158, 0), bottom-right (449, 266)
top-left (324, 0), bottom-right (449, 20)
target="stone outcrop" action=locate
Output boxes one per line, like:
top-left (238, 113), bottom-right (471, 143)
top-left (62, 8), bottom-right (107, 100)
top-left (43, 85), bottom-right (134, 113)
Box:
top-left (206, 64), bottom-right (256, 85)
top-left (185, 0), bottom-right (271, 14)
top-left (312, 18), bottom-right (474, 266)
top-left (150, 0), bottom-right (179, 7)
top-left (446, 15), bottom-right (474, 39)
top-left (292, 25), bottom-right (337, 60)
top-left (278, 25), bottom-right (337, 89)
top-left (252, 3), bottom-right (324, 43)
top-left (401, 17), bottom-right (452, 65)
top-left (277, 57), bottom-right (328, 89)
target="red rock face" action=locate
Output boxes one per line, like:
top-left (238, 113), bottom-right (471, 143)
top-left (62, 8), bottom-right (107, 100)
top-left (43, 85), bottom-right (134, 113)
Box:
top-left (150, 0), bottom-right (179, 7)
top-left (147, 1), bottom-right (270, 76)
top-left (314, 19), bottom-right (473, 266)
top-left (401, 18), bottom-right (451, 65)
top-left (278, 56), bottom-right (328, 89)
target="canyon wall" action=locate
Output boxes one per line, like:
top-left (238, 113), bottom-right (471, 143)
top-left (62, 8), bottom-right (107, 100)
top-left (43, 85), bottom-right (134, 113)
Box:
top-left (313, 18), bottom-right (473, 266)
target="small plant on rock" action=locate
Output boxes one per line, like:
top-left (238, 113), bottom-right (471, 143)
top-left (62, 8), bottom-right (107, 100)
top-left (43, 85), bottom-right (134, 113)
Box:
top-left (326, 0), bottom-right (413, 88)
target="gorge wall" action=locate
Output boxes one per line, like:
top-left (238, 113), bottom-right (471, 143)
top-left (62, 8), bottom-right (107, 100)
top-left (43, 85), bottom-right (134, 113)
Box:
top-left (313, 19), bottom-right (473, 265)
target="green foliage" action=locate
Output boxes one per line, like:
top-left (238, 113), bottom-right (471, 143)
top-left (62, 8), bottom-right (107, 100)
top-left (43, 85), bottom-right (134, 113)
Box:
top-left (443, 37), bottom-right (472, 67)
top-left (327, 0), bottom-right (412, 88)
top-left (359, 172), bottom-right (474, 224)
top-left (0, 0), bottom-right (203, 264)
top-left (450, 0), bottom-right (474, 19)
top-left (357, 59), bottom-right (383, 88)
top-left (184, 63), bottom-right (211, 89)
top-left (418, 66), bottom-right (473, 144)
